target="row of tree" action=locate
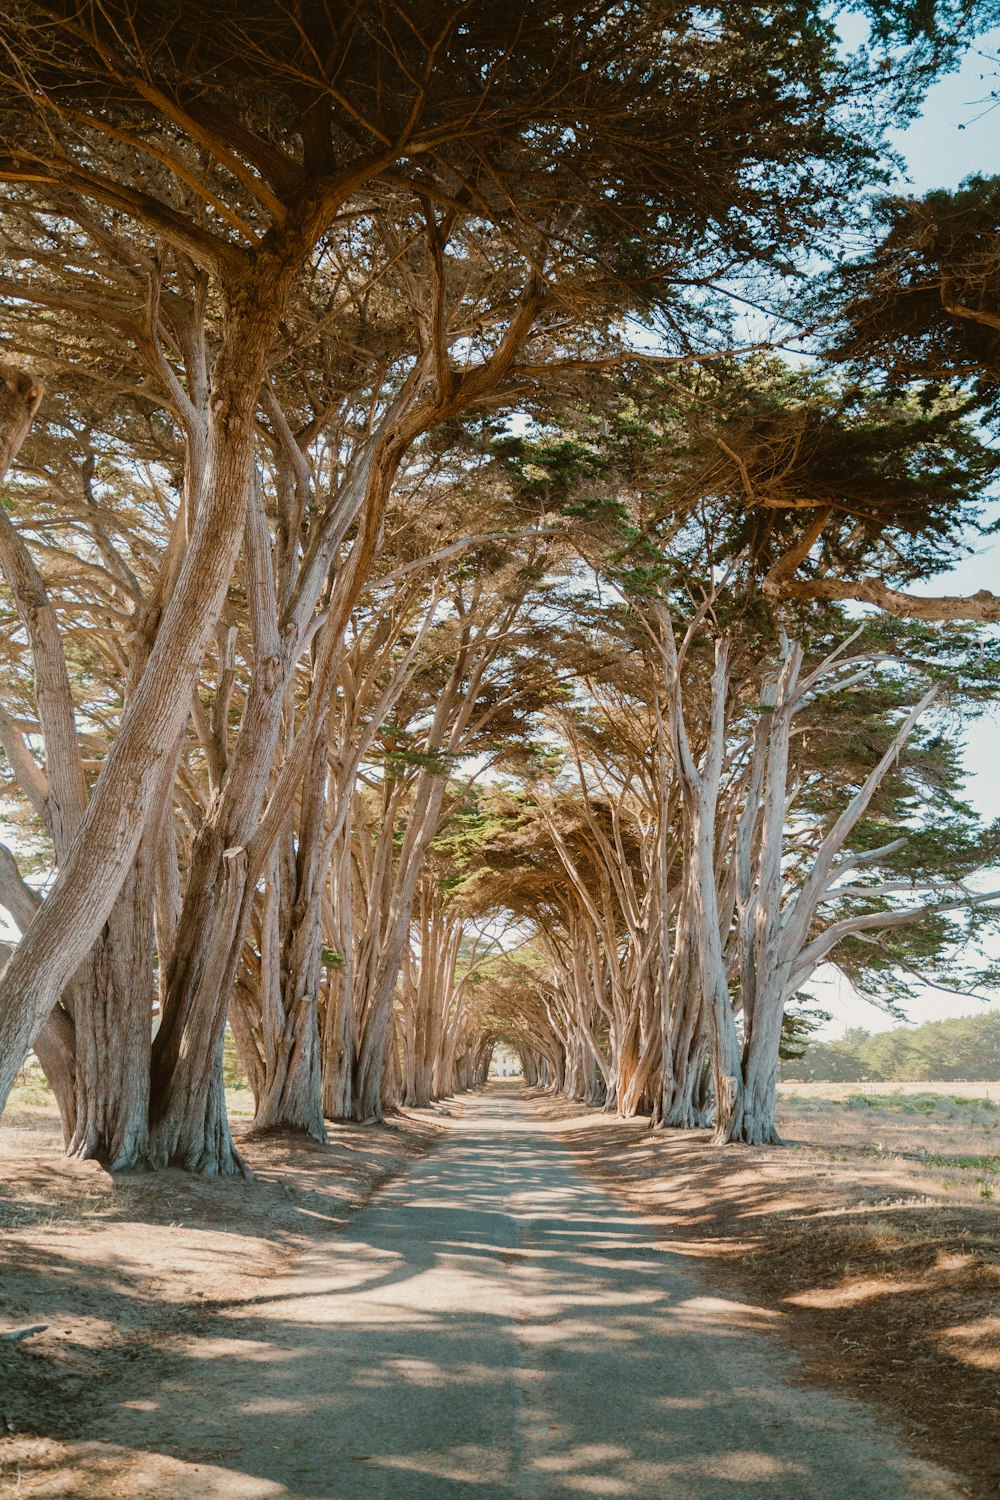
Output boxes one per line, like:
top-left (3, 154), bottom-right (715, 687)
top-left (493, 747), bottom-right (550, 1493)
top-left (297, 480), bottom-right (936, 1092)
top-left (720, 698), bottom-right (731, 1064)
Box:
top-left (0, 1), bottom-right (998, 1172)
top-left (782, 1013), bottom-right (1000, 1083)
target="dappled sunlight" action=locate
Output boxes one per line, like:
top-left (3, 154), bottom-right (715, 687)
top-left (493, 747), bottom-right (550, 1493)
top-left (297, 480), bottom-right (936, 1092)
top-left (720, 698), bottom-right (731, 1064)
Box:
top-left (3, 1091), bottom-right (969, 1499)
top-left (374, 1448), bottom-right (509, 1483)
top-left (788, 1277), bottom-right (927, 1309)
top-left (692, 1451), bottom-right (807, 1481)
top-left (553, 1475), bottom-right (633, 1496)
top-left (546, 1083), bottom-right (998, 1499)
top-left (0, 1440), bottom-right (290, 1500)
top-left (937, 1316), bottom-right (1000, 1371)
top-left (671, 1294), bottom-right (782, 1331)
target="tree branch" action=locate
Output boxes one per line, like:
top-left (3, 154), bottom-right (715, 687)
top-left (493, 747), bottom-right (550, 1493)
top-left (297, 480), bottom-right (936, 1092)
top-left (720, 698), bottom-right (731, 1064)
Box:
top-left (764, 574), bottom-right (1000, 623)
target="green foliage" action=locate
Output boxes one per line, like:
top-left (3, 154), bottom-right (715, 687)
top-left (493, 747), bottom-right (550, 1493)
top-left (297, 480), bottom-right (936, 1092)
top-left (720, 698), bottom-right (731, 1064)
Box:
top-left (782, 1010), bottom-right (1000, 1081)
top-left (378, 724), bottom-right (455, 780)
top-left (780, 999), bottom-right (831, 1059)
top-left (221, 1026), bottom-right (248, 1090)
top-left (507, 358), bottom-right (999, 630)
top-left (429, 789), bottom-right (516, 885)
top-left (827, 173), bottom-right (1000, 422)
top-left (843, 1091), bottom-right (997, 1114)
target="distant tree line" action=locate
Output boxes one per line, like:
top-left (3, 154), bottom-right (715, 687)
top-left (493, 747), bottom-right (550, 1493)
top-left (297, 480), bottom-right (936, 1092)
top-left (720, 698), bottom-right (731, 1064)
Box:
top-left (781, 1011), bottom-right (1000, 1082)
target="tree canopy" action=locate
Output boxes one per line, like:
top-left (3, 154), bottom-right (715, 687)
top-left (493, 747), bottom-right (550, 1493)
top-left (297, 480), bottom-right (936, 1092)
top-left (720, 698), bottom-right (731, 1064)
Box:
top-left (0, 0), bottom-right (998, 1168)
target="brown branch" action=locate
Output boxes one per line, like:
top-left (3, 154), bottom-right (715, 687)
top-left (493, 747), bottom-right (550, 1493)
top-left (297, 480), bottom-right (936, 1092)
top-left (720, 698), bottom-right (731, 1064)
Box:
top-left (0, 361), bottom-right (43, 480)
top-left (764, 575), bottom-right (1000, 622)
top-left (762, 507), bottom-right (833, 590)
top-left (941, 279), bottom-right (1000, 335)
top-left (36, 4), bottom-right (289, 226)
top-left (0, 155), bottom-right (241, 275)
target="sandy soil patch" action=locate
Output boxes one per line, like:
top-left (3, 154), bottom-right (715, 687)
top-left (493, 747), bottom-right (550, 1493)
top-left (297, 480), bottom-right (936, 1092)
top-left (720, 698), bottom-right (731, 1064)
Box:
top-left (536, 1086), bottom-right (998, 1500)
top-left (0, 1094), bottom-right (443, 1497)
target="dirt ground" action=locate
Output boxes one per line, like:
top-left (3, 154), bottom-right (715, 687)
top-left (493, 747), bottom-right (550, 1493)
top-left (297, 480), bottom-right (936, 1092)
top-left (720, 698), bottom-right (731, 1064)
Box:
top-left (539, 1082), bottom-right (999, 1500)
top-left (0, 1086), bottom-right (443, 1497)
top-left (1, 1080), bottom-right (997, 1498)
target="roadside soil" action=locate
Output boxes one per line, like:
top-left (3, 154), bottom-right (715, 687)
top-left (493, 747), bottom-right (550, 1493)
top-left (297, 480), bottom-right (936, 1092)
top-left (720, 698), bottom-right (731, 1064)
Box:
top-left (0, 1098), bottom-right (443, 1497)
top-left (536, 1086), bottom-right (999, 1500)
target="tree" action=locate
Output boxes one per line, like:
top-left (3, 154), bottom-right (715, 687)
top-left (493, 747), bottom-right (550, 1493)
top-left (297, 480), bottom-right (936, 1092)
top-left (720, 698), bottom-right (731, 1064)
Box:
top-left (0, 0), bottom-right (908, 1160)
top-left (3, 3), bottom-right (999, 1169)
top-left (469, 371), bottom-right (1000, 1142)
top-left (775, 172), bottom-right (1000, 619)
top-left (783, 1013), bottom-right (1000, 1082)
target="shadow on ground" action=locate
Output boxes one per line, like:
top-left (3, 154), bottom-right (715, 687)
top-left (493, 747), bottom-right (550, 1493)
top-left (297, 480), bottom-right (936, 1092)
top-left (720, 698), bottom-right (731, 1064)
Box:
top-left (1, 1089), bottom-right (967, 1499)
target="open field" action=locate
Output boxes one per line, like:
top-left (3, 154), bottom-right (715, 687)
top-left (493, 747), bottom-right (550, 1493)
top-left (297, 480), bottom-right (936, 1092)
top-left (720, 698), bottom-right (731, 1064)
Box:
top-left (778, 1079), bottom-right (1000, 1103)
top-left (776, 1083), bottom-right (1000, 1202)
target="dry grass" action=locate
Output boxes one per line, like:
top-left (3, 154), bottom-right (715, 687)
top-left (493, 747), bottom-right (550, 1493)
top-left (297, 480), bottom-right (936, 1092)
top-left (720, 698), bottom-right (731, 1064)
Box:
top-left (777, 1079), bottom-right (1000, 1103)
top-left (777, 1085), bottom-right (1000, 1203)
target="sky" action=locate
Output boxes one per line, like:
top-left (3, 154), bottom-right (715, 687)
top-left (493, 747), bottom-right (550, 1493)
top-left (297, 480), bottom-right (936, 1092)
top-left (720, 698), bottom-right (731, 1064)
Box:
top-left (888, 27), bottom-right (1000, 196)
top-left (811, 25), bottom-right (1000, 1038)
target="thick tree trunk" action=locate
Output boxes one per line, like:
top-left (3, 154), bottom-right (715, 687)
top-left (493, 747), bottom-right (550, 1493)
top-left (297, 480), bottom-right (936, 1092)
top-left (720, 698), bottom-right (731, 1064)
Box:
top-left (30, 1006), bottom-right (78, 1143)
top-left (66, 854), bottom-right (155, 1169)
top-left (404, 894), bottom-right (460, 1108)
top-left (381, 1013), bottom-right (404, 1112)
top-left (734, 1036), bottom-right (785, 1145)
top-left (723, 651), bottom-right (799, 1146)
top-left (250, 995), bottom-right (325, 1138)
top-left (694, 817), bottom-right (744, 1140)
top-left (659, 940), bottom-right (711, 1130)
top-left (149, 840), bottom-right (252, 1173)
top-left (0, 855), bottom-right (78, 1141)
top-left (153, 1034), bottom-right (238, 1177)
top-left (265, 751), bottom-right (330, 1137)
top-left (352, 774), bottom-right (448, 1120)
top-left (663, 625), bottom-right (746, 1141)
top-left (0, 287), bottom-right (287, 1118)
top-left (323, 965), bottom-right (357, 1121)
top-left (618, 984), bottom-right (661, 1117)
top-left (250, 741), bottom-right (329, 1140)
top-left (352, 948), bottom-right (401, 1121)
top-left (663, 1032), bottom-right (711, 1128)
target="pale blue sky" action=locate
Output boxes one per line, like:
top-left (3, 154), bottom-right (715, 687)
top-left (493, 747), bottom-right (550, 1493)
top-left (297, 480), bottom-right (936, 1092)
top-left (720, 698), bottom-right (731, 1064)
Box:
top-left (887, 30), bottom-right (1000, 830)
top-left (890, 26), bottom-right (1000, 193)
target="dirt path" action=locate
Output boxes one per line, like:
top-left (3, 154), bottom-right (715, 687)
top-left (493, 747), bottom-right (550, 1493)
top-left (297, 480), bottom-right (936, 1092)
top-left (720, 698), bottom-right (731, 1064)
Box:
top-left (4, 1087), bottom-right (968, 1499)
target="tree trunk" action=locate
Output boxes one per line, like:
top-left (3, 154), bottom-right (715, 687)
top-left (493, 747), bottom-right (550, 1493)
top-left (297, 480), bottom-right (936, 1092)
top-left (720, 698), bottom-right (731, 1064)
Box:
top-left (66, 853), bottom-right (155, 1169)
top-left (250, 731), bottom-right (330, 1140)
top-left (0, 284), bottom-right (288, 1118)
top-left (149, 840), bottom-right (253, 1174)
top-left (664, 627), bottom-right (745, 1141)
top-left (352, 773), bottom-right (448, 1120)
